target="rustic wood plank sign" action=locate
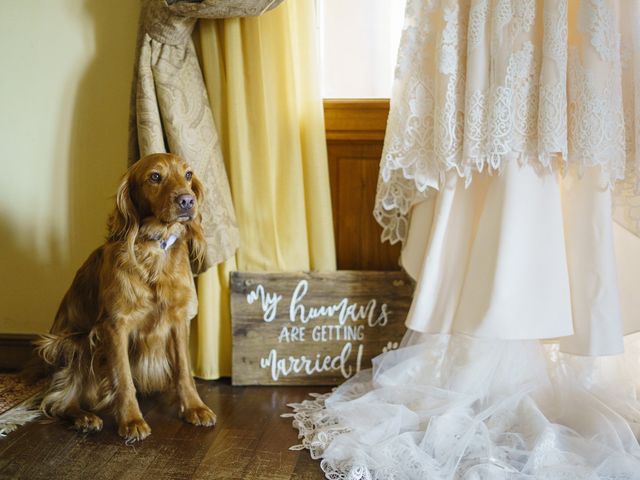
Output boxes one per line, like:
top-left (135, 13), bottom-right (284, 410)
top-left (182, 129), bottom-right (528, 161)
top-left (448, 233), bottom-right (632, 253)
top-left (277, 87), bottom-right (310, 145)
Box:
top-left (230, 271), bottom-right (413, 386)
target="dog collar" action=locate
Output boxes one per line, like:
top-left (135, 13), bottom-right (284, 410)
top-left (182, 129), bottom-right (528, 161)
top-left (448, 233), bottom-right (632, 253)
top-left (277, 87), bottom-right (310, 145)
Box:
top-left (159, 234), bottom-right (178, 251)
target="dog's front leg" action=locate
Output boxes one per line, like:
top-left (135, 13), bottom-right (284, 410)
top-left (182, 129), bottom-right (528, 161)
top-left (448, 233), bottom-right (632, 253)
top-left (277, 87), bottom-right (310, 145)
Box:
top-left (171, 321), bottom-right (217, 427)
top-left (104, 322), bottom-right (152, 441)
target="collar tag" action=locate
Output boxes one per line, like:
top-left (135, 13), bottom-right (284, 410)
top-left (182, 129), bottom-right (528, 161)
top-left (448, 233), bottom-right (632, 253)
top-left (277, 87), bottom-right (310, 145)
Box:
top-left (160, 234), bottom-right (178, 251)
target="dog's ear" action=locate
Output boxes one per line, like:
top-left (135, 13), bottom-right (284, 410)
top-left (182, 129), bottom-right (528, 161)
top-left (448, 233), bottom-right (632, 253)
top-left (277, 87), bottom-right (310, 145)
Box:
top-left (107, 172), bottom-right (139, 261)
top-left (187, 173), bottom-right (208, 272)
top-left (108, 174), bottom-right (137, 241)
top-left (187, 220), bottom-right (208, 273)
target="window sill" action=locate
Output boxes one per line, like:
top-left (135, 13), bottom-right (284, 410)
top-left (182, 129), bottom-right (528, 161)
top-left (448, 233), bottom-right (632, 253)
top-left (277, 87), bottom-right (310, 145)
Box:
top-left (323, 99), bottom-right (390, 141)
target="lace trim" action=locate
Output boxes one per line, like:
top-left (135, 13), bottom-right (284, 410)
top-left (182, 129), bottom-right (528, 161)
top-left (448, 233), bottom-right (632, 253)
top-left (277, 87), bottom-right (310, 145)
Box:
top-left (467, 0), bottom-right (488, 51)
top-left (567, 48), bottom-right (626, 180)
top-left (374, 0), bottom-right (639, 245)
top-left (579, 0), bottom-right (619, 64)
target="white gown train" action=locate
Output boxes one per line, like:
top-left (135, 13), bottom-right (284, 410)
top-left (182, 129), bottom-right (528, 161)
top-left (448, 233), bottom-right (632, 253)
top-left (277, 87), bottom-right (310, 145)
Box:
top-left (287, 1), bottom-right (640, 478)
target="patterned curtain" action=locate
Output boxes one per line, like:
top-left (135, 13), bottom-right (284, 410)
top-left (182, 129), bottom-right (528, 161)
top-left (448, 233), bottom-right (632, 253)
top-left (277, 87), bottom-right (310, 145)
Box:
top-left (129, 0), bottom-right (285, 269)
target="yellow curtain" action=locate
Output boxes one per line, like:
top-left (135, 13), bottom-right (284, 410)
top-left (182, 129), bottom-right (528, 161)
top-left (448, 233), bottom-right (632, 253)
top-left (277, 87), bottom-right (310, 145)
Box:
top-left (190, 0), bottom-right (336, 379)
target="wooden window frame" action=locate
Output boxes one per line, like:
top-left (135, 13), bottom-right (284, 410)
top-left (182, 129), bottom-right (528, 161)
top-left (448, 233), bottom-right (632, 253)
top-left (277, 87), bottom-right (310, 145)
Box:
top-left (323, 99), bottom-right (400, 270)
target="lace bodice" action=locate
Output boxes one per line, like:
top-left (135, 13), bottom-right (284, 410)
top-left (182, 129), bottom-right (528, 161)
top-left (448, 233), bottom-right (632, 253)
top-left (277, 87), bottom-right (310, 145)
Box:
top-left (375, 0), bottom-right (640, 245)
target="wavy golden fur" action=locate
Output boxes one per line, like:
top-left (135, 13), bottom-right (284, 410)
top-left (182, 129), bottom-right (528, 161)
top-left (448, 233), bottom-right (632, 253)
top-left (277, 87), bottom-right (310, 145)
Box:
top-left (34, 153), bottom-right (215, 441)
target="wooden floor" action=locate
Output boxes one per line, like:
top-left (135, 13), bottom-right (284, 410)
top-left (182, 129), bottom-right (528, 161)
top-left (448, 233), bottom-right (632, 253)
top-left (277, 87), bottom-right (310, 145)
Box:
top-left (0, 379), bottom-right (329, 480)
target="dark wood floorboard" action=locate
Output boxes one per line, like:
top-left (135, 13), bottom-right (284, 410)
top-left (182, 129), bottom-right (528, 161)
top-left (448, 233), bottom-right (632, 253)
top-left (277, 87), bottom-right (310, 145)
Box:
top-left (0, 379), bottom-right (329, 480)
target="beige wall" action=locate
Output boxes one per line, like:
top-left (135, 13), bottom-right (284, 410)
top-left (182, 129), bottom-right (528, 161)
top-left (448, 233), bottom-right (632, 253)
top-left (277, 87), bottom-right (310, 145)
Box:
top-left (0, 0), bottom-right (139, 333)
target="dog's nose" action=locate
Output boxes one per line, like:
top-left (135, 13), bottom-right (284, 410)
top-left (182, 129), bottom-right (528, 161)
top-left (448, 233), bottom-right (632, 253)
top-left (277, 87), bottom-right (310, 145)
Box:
top-left (177, 194), bottom-right (195, 211)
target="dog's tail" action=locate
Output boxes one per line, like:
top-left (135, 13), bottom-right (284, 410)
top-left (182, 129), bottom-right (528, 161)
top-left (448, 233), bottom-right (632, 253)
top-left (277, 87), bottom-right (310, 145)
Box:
top-left (35, 332), bottom-right (87, 366)
top-left (18, 334), bottom-right (76, 384)
top-left (16, 334), bottom-right (84, 419)
top-left (31, 332), bottom-right (93, 417)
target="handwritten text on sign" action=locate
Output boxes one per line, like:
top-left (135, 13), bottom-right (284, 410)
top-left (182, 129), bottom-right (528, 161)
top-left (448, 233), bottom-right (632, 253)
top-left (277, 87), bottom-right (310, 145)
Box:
top-left (230, 271), bottom-right (412, 385)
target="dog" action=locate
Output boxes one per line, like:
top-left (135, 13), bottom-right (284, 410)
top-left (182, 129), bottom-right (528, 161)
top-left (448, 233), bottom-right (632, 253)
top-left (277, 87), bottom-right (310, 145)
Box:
top-left (34, 152), bottom-right (216, 441)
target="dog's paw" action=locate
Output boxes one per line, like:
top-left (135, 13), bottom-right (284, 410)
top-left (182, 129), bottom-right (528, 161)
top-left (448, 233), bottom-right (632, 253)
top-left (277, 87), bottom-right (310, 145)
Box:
top-left (118, 417), bottom-right (151, 442)
top-left (182, 405), bottom-right (217, 427)
top-left (73, 413), bottom-right (103, 433)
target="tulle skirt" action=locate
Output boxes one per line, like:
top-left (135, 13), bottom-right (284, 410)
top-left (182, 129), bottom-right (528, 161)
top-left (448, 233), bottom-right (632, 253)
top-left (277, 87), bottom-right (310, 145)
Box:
top-left (286, 165), bottom-right (640, 479)
top-left (287, 332), bottom-right (640, 479)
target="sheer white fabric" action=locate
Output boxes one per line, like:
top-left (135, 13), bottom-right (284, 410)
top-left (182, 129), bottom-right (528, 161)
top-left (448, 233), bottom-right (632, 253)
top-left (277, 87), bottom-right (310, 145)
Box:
top-left (287, 332), bottom-right (640, 480)
top-left (374, 0), bottom-right (640, 245)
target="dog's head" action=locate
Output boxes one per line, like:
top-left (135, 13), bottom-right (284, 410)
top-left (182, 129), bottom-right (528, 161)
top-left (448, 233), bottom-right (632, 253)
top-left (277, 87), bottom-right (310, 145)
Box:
top-left (108, 153), bottom-right (207, 268)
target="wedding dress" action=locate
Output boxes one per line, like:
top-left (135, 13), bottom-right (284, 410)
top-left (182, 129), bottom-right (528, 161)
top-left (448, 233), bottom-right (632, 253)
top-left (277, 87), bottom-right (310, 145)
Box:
top-left (287, 1), bottom-right (640, 478)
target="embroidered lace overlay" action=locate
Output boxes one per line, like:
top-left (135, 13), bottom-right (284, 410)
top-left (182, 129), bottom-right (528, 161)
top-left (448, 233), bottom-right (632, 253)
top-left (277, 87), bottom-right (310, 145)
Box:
top-left (375, 0), bottom-right (640, 245)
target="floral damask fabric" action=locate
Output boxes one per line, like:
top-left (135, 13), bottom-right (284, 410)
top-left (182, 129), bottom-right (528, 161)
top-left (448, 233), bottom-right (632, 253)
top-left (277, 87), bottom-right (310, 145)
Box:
top-left (129, 0), bottom-right (284, 270)
top-left (375, 0), bottom-right (640, 245)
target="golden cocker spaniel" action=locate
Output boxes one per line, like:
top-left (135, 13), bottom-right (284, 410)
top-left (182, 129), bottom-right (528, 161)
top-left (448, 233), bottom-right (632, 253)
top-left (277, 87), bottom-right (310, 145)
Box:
top-left (35, 153), bottom-right (216, 441)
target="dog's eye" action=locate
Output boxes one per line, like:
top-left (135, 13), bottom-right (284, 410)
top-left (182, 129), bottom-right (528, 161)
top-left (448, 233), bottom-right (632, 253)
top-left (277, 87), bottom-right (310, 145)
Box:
top-left (150, 172), bottom-right (162, 183)
top-left (185, 171), bottom-right (193, 181)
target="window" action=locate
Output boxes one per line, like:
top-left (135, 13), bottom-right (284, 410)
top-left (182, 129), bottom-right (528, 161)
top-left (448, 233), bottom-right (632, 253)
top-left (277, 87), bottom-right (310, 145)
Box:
top-left (319, 0), bottom-right (407, 98)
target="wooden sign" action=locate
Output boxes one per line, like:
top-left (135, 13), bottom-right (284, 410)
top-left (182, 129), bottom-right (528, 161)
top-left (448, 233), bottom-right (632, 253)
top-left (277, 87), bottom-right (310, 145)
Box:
top-left (230, 271), bottom-right (413, 386)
